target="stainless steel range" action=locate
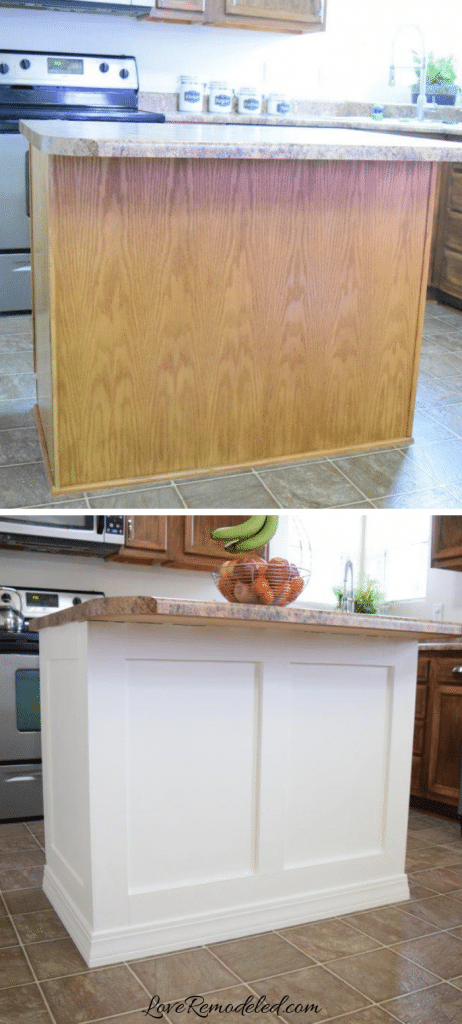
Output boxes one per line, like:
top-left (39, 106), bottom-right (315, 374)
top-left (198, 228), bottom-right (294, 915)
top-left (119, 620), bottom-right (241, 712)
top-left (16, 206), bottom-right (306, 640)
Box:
top-left (0, 584), bottom-right (104, 821)
top-left (0, 50), bottom-right (165, 313)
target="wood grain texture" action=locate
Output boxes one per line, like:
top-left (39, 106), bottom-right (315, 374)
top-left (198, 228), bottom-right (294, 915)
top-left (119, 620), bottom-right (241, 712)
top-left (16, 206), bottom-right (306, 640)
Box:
top-left (43, 156), bottom-right (434, 491)
top-left (30, 147), bottom-right (55, 477)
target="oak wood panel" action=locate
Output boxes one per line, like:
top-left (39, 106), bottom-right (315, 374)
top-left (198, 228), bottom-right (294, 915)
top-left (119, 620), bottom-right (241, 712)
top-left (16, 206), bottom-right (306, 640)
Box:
top-left (30, 147), bottom-right (55, 475)
top-left (108, 515), bottom-right (168, 564)
top-left (431, 516), bottom-right (462, 570)
top-left (415, 683), bottom-right (427, 719)
top-left (411, 754), bottom-right (423, 792)
top-left (164, 515), bottom-right (249, 569)
top-left (158, 0), bottom-right (204, 8)
top-left (45, 156), bottom-right (435, 492)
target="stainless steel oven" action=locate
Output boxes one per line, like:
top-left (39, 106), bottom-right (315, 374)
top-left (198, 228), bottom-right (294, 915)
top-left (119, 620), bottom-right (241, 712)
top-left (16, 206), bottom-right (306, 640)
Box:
top-left (0, 585), bottom-right (104, 821)
top-left (0, 49), bottom-right (165, 313)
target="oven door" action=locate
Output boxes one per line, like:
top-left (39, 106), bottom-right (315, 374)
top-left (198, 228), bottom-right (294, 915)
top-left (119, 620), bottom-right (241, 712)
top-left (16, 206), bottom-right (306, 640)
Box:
top-left (0, 132), bottom-right (30, 250)
top-left (0, 763), bottom-right (42, 820)
top-left (0, 652), bottom-right (41, 761)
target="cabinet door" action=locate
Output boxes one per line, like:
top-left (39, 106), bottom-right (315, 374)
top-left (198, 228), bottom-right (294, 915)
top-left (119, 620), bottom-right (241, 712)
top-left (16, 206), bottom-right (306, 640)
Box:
top-left (426, 656), bottom-right (462, 805)
top-left (157, 0), bottom-right (204, 9)
top-left (207, 0), bottom-right (325, 32)
top-left (431, 163), bottom-right (462, 300)
top-left (410, 656), bottom-right (430, 796)
top-left (146, 0), bottom-right (205, 21)
top-left (164, 515), bottom-right (263, 570)
top-left (107, 516), bottom-right (168, 564)
top-left (431, 516), bottom-right (462, 570)
top-left (225, 0), bottom-right (321, 22)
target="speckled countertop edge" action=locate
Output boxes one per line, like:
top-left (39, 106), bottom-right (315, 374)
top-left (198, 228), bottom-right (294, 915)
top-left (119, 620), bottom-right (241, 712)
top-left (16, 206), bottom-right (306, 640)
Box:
top-left (35, 596), bottom-right (462, 641)
top-left (19, 119), bottom-right (462, 161)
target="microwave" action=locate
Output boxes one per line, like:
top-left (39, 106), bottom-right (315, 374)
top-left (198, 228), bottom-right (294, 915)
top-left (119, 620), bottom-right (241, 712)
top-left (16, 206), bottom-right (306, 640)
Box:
top-left (0, 515), bottom-right (125, 556)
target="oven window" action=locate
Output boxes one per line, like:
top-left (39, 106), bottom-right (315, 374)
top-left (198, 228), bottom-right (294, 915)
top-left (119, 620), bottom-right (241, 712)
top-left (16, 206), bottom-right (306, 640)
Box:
top-left (15, 669), bottom-right (41, 732)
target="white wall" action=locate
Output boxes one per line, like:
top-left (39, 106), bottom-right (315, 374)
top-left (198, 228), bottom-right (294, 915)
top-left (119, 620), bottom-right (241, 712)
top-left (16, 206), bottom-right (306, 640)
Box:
top-left (1, 0), bottom-right (462, 103)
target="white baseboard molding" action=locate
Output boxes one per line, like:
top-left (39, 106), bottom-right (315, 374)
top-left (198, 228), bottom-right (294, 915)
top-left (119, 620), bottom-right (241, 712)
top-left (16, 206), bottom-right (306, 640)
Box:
top-left (43, 866), bottom-right (410, 968)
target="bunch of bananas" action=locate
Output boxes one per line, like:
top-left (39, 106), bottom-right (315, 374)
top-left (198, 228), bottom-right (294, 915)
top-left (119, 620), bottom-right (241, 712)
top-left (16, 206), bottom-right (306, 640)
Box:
top-left (211, 516), bottom-right (279, 553)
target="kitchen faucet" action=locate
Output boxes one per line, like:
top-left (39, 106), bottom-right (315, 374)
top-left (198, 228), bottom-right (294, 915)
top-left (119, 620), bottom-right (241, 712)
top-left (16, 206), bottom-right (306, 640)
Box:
top-left (341, 560), bottom-right (355, 614)
top-left (389, 24), bottom-right (427, 121)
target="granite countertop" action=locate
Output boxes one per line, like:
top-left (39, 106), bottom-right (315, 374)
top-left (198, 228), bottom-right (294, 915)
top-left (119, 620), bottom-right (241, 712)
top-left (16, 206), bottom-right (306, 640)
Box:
top-left (35, 596), bottom-right (462, 641)
top-left (19, 119), bottom-right (462, 161)
top-left (419, 641), bottom-right (462, 651)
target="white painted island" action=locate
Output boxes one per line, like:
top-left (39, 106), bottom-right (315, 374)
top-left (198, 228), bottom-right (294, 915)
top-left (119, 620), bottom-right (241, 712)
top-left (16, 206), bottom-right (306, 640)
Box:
top-left (35, 597), bottom-right (462, 968)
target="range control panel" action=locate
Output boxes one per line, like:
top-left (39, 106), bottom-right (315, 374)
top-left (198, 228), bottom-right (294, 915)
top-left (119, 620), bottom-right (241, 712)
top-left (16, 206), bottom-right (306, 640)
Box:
top-left (0, 51), bottom-right (138, 90)
top-left (0, 586), bottom-right (104, 620)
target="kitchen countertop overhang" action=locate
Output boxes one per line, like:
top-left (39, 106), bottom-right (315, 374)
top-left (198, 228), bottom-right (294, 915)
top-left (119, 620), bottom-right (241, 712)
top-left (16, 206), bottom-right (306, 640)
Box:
top-left (19, 119), bottom-right (462, 161)
top-left (35, 596), bottom-right (462, 641)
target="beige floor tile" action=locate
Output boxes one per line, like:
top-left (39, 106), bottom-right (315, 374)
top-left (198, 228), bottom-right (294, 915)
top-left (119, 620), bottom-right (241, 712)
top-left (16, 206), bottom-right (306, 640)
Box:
top-left (0, 983), bottom-right (52, 1024)
top-left (0, 917), bottom-right (18, 948)
top-left (277, 919), bottom-right (382, 962)
top-left (208, 932), bottom-right (314, 982)
top-left (324, 947), bottom-right (438, 1002)
top-left (391, 931), bottom-right (462, 979)
top-left (250, 964), bottom-right (371, 1021)
top-left (0, 864), bottom-right (44, 891)
top-left (324, 1008), bottom-right (400, 1024)
top-left (41, 965), bottom-right (148, 1024)
top-left (164, 985), bottom-right (283, 1024)
top-left (0, 849), bottom-right (45, 870)
top-left (383, 981), bottom-right (462, 1023)
top-left (25, 936), bottom-right (88, 981)
top-left (3, 888), bottom-right (51, 917)
top-left (345, 906), bottom-right (438, 945)
top-left (406, 865), bottom-right (462, 895)
top-left (0, 946), bottom-right (35, 989)
top-left (129, 947), bottom-right (240, 1000)
top-left (405, 895), bottom-right (462, 929)
top-left (13, 908), bottom-right (69, 944)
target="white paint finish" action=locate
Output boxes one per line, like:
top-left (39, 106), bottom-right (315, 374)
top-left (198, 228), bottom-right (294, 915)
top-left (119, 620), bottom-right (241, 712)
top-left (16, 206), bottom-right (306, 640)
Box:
top-left (125, 658), bottom-right (260, 891)
top-left (284, 663), bottom-right (391, 869)
top-left (39, 623), bottom-right (93, 923)
top-left (39, 619), bottom-right (417, 966)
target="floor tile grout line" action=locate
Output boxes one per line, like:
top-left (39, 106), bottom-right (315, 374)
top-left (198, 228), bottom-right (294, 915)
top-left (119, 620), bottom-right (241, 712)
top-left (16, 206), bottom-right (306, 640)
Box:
top-left (250, 469), bottom-right (284, 508)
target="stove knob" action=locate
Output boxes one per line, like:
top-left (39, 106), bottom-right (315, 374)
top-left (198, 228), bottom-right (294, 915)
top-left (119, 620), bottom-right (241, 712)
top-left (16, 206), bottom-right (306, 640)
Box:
top-left (99, 62), bottom-right (109, 73)
top-left (72, 597), bottom-right (82, 605)
top-left (119, 68), bottom-right (129, 79)
top-left (0, 63), bottom-right (9, 75)
top-left (20, 58), bottom-right (31, 70)
top-left (1, 592), bottom-right (11, 603)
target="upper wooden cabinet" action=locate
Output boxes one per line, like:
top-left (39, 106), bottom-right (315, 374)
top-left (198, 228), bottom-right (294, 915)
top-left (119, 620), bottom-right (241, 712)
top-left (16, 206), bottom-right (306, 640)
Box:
top-left (146, 0), bottom-right (325, 31)
top-left (431, 516), bottom-right (462, 571)
top-left (107, 515), bottom-right (267, 569)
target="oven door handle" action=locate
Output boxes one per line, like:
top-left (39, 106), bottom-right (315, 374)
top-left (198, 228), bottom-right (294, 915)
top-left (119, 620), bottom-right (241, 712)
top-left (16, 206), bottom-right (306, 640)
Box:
top-left (4, 772), bottom-right (40, 783)
top-left (25, 149), bottom-right (30, 218)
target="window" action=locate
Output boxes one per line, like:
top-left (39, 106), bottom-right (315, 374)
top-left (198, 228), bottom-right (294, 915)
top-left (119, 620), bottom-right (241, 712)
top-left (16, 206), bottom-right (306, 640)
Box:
top-left (287, 512), bottom-right (431, 606)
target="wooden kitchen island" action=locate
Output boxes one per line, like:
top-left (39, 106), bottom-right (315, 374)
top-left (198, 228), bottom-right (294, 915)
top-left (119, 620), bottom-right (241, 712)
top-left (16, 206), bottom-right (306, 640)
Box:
top-left (20, 120), bottom-right (462, 494)
top-left (36, 597), bottom-right (462, 967)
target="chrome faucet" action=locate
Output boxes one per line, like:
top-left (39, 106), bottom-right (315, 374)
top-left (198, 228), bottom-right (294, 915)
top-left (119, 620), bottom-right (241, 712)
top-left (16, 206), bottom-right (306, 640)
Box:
top-left (389, 24), bottom-right (427, 121)
top-left (341, 560), bottom-right (355, 614)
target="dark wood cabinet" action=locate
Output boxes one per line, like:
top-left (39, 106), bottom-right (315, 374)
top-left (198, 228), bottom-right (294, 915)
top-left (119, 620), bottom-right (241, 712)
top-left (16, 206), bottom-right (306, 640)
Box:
top-left (107, 515), bottom-right (266, 569)
top-left (431, 516), bottom-right (462, 571)
top-left (146, 0), bottom-right (325, 32)
top-left (431, 164), bottom-right (462, 302)
top-left (411, 648), bottom-right (462, 811)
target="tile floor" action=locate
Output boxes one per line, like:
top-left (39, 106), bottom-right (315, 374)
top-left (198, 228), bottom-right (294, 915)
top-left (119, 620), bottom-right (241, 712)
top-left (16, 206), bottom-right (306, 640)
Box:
top-left (1, 808), bottom-right (462, 1023)
top-left (1, 302), bottom-right (462, 509)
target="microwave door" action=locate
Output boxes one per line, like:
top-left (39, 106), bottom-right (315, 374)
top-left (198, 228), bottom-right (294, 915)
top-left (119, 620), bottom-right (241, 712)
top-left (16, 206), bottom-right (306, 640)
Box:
top-left (0, 515), bottom-right (101, 542)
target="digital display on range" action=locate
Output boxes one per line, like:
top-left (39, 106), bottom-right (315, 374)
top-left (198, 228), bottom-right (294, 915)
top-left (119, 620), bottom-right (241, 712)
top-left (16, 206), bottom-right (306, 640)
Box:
top-left (26, 592), bottom-right (59, 608)
top-left (47, 57), bottom-right (84, 75)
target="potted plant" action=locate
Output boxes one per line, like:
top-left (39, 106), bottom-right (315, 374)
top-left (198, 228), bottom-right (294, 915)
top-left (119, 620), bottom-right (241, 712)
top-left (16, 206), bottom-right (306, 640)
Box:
top-left (412, 52), bottom-right (459, 106)
top-left (333, 575), bottom-right (386, 615)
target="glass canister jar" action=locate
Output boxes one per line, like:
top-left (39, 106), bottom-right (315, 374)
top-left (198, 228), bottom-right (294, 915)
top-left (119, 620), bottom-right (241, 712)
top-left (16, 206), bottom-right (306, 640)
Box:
top-left (178, 76), bottom-right (204, 113)
top-left (208, 82), bottom-right (233, 114)
top-left (237, 87), bottom-right (261, 115)
top-left (267, 94), bottom-right (291, 116)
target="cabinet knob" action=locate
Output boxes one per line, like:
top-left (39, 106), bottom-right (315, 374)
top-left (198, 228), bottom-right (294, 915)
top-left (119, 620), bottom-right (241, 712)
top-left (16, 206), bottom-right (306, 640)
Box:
top-left (126, 517), bottom-right (133, 541)
top-left (451, 666), bottom-right (462, 676)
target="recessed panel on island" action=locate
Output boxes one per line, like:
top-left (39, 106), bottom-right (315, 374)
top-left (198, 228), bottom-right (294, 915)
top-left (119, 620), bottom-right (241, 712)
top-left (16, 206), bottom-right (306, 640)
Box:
top-left (20, 120), bottom-right (462, 495)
